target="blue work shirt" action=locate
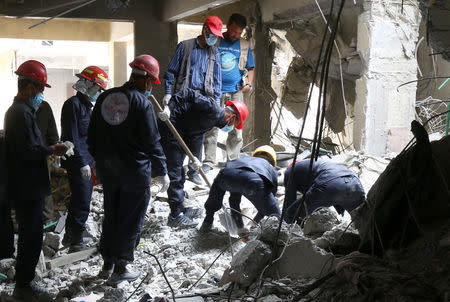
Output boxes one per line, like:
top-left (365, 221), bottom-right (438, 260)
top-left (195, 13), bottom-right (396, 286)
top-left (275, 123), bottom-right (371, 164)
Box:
top-left (219, 38), bottom-right (255, 93)
top-left (284, 158), bottom-right (356, 203)
top-left (4, 97), bottom-right (53, 200)
top-left (87, 82), bottom-right (167, 190)
top-left (226, 156), bottom-right (278, 195)
top-left (169, 88), bottom-right (227, 136)
top-left (61, 92), bottom-right (93, 169)
top-left (164, 39), bottom-right (222, 102)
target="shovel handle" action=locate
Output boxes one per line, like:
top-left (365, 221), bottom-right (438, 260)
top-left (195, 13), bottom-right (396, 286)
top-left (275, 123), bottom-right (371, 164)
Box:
top-left (149, 95), bottom-right (212, 188)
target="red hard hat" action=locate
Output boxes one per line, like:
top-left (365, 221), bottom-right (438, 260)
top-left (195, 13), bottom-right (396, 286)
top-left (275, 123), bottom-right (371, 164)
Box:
top-left (204, 16), bottom-right (224, 38)
top-left (226, 100), bottom-right (249, 130)
top-left (76, 66), bottom-right (109, 90)
top-left (129, 54), bottom-right (161, 84)
top-left (15, 60), bottom-right (51, 88)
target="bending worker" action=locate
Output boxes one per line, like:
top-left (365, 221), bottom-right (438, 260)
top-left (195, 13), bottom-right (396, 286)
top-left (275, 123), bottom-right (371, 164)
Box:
top-left (61, 66), bottom-right (109, 253)
top-left (158, 88), bottom-right (248, 229)
top-left (5, 60), bottom-right (68, 300)
top-left (88, 55), bottom-right (168, 284)
top-left (200, 145), bottom-right (280, 233)
top-left (284, 157), bottom-right (366, 223)
top-left (163, 16), bottom-right (223, 185)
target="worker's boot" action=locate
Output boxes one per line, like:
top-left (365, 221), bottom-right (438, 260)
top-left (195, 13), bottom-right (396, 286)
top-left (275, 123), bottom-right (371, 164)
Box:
top-left (167, 213), bottom-right (198, 229)
top-left (182, 207), bottom-right (203, 220)
top-left (68, 237), bottom-right (93, 253)
top-left (12, 281), bottom-right (51, 302)
top-left (107, 264), bottom-right (141, 285)
top-left (97, 260), bottom-right (115, 280)
top-left (199, 215), bottom-right (213, 233)
top-left (187, 170), bottom-right (203, 185)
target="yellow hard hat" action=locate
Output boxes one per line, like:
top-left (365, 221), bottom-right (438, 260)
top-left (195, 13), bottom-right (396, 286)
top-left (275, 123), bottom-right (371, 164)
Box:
top-left (252, 145), bottom-right (277, 167)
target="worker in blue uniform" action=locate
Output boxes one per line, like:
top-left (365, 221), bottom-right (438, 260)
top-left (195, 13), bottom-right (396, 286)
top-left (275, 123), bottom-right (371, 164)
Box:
top-left (4, 60), bottom-right (69, 301)
top-left (157, 88), bottom-right (249, 229)
top-left (199, 145), bottom-right (280, 233)
top-left (88, 55), bottom-right (169, 285)
top-left (284, 157), bottom-right (366, 223)
top-left (61, 66), bottom-right (109, 253)
top-left (0, 129), bottom-right (14, 260)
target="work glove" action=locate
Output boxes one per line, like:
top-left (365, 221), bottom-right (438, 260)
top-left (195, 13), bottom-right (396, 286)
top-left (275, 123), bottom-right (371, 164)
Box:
top-left (190, 157), bottom-right (202, 171)
top-left (152, 174), bottom-right (170, 193)
top-left (162, 94), bottom-right (172, 106)
top-left (61, 141), bottom-right (75, 160)
top-left (80, 165), bottom-right (91, 180)
top-left (158, 106), bottom-right (170, 122)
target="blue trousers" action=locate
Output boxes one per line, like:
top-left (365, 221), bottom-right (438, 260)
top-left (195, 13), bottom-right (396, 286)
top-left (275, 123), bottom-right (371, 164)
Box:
top-left (14, 198), bottom-right (44, 286)
top-left (285, 175), bottom-right (365, 223)
top-left (204, 168), bottom-right (280, 224)
top-left (65, 167), bottom-right (93, 243)
top-left (158, 121), bottom-right (204, 215)
top-left (0, 198), bottom-right (14, 259)
top-left (99, 180), bottom-right (150, 265)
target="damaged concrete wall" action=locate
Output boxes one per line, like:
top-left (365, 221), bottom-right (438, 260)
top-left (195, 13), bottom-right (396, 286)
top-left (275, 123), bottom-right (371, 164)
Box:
top-left (354, 1), bottom-right (421, 155)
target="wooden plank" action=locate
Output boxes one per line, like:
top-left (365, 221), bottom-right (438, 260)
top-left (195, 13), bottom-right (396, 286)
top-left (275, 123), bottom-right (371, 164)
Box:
top-left (46, 247), bottom-right (97, 270)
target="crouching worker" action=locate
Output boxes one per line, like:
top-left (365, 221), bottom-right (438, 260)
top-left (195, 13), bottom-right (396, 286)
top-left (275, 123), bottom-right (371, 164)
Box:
top-left (157, 88), bottom-right (248, 229)
top-left (284, 157), bottom-right (366, 224)
top-left (199, 145), bottom-right (281, 234)
top-left (87, 55), bottom-right (168, 284)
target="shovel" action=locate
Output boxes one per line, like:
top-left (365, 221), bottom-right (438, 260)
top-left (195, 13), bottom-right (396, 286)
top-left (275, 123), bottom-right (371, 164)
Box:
top-left (148, 95), bottom-right (239, 234)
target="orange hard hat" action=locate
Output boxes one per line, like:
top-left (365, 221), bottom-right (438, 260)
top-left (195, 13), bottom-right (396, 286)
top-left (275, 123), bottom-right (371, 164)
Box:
top-left (226, 100), bottom-right (249, 130)
top-left (15, 60), bottom-right (51, 88)
top-left (129, 54), bottom-right (161, 84)
top-left (76, 66), bottom-right (109, 90)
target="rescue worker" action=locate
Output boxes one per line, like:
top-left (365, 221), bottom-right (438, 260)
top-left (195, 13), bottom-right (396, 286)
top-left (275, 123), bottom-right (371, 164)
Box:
top-left (163, 16), bottom-right (223, 185)
top-left (203, 13), bottom-right (255, 171)
top-left (284, 158), bottom-right (366, 223)
top-left (61, 66), bottom-right (109, 253)
top-left (87, 55), bottom-right (168, 284)
top-left (158, 89), bottom-right (249, 228)
top-left (4, 60), bottom-right (68, 300)
top-left (199, 145), bottom-right (280, 233)
top-left (0, 129), bottom-right (14, 260)
top-left (36, 100), bottom-right (59, 225)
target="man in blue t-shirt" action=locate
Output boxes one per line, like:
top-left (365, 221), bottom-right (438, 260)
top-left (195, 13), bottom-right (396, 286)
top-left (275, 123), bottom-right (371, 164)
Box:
top-left (203, 13), bottom-right (255, 172)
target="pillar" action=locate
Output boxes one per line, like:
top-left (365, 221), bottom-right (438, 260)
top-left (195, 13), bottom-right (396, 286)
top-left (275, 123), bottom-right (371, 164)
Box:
top-left (354, 1), bottom-right (420, 155)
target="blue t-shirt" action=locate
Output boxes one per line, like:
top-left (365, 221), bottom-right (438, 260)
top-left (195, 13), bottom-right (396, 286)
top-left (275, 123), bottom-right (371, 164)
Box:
top-left (219, 38), bottom-right (255, 93)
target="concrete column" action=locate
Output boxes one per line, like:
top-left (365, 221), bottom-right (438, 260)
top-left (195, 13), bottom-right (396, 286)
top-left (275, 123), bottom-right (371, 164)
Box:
top-left (111, 42), bottom-right (127, 88)
top-left (354, 1), bottom-right (420, 155)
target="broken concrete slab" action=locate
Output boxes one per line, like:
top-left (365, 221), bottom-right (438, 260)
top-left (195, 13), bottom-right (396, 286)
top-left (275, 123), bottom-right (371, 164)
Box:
top-left (258, 295), bottom-right (282, 302)
top-left (0, 258), bottom-right (15, 274)
top-left (314, 225), bottom-right (360, 254)
top-left (303, 208), bottom-right (340, 237)
top-left (46, 248), bottom-right (97, 270)
top-left (269, 237), bottom-right (335, 279)
top-left (227, 240), bottom-right (272, 287)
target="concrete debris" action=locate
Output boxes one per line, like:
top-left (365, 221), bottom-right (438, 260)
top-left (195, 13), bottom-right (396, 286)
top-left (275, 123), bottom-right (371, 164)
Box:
top-left (269, 237), bottom-right (335, 279)
top-left (302, 208), bottom-right (340, 236)
top-left (97, 288), bottom-right (126, 302)
top-left (258, 294), bottom-right (283, 302)
top-left (0, 258), bottom-right (15, 275)
top-left (44, 231), bottom-right (63, 250)
top-left (46, 247), bottom-right (97, 270)
top-left (70, 292), bottom-right (103, 301)
top-left (258, 216), bottom-right (302, 245)
top-left (84, 215), bottom-right (100, 240)
top-left (227, 240), bottom-right (272, 287)
top-left (314, 225), bottom-right (360, 255)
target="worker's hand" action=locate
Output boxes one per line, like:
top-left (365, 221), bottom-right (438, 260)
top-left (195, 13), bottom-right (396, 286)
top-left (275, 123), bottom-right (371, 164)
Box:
top-left (80, 165), bottom-right (91, 180)
top-left (52, 142), bottom-right (68, 156)
top-left (162, 94), bottom-right (172, 106)
top-left (190, 157), bottom-right (202, 171)
top-left (158, 106), bottom-right (170, 122)
top-left (238, 83), bottom-right (252, 94)
top-left (61, 141), bottom-right (75, 160)
top-left (153, 174), bottom-right (170, 193)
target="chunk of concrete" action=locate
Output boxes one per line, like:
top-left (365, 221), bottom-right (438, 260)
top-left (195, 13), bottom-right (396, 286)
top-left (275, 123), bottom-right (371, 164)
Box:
top-left (259, 295), bottom-right (282, 302)
top-left (314, 226), bottom-right (360, 254)
top-left (228, 240), bottom-right (272, 287)
top-left (270, 237), bottom-right (335, 278)
top-left (44, 231), bottom-right (63, 250)
top-left (258, 216), bottom-right (302, 245)
top-left (97, 288), bottom-right (126, 302)
top-left (0, 258), bottom-right (15, 274)
top-left (47, 247), bottom-right (97, 270)
top-left (303, 208), bottom-right (340, 236)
